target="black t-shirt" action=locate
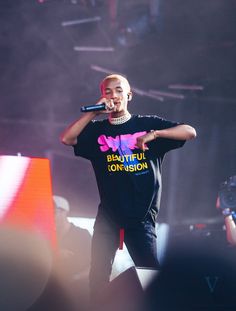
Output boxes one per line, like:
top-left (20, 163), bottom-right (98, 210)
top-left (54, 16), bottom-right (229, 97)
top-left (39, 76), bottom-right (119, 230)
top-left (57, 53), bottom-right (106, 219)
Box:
top-left (74, 115), bottom-right (185, 227)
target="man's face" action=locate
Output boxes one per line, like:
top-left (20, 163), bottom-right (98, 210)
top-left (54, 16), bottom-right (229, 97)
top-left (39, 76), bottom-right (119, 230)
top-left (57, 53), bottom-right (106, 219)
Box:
top-left (101, 78), bottom-right (131, 115)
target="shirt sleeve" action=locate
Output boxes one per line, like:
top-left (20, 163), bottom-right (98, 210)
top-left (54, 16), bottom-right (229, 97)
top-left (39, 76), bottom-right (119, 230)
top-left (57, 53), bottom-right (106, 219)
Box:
top-left (73, 121), bottom-right (97, 160)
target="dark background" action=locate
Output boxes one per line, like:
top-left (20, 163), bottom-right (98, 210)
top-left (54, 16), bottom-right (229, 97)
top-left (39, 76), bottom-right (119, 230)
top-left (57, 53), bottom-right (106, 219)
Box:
top-left (0, 0), bottom-right (235, 228)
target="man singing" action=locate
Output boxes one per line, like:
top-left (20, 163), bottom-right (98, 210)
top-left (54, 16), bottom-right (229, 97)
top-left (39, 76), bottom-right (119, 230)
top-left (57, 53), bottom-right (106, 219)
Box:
top-left (61, 74), bottom-right (197, 300)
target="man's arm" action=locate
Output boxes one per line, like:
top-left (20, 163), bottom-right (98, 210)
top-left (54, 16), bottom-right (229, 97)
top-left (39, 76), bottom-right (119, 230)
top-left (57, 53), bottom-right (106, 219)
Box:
top-left (60, 111), bottom-right (97, 146)
top-left (61, 98), bottom-right (115, 146)
top-left (217, 197), bottom-right (236, 246)
top-left (136, 124), bottom-right (197, 151)
top-left (225, 215), bottom-right (236, 246)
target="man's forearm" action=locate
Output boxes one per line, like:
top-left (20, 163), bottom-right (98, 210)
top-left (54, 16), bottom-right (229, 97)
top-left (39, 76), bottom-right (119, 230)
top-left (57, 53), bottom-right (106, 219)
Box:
top-left (225, 215), bottom-right (236, 246)
top-left (152, 124), bottom-right (197, 141)
top-left (60, 112), bottom-right (97, 146)
top-left (136, 124), bottom-right (196, 151)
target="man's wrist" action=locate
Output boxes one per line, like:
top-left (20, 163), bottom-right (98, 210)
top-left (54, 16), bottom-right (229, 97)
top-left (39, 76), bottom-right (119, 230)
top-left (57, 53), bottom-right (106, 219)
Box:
top-left (151, 130), bottom-right (159, 140)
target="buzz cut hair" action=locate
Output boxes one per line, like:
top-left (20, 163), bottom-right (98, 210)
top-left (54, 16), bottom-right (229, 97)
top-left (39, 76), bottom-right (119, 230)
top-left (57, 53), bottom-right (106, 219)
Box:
top-left (100, 74), bottom-right (131, 93)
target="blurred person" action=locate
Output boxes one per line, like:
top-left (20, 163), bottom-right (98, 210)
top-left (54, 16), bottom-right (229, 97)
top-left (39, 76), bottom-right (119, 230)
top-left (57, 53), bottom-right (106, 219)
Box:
top-left (216, 176), bottom-right (236, 246)
top-left (0, 226), bottom-right (53, 311)
top-left (60, 73), bottom-right (196, 302)
top-left (53, 195), bottom-right (91, 309)
top-left (140, 237), bottom-right (236, 311)
top-left (223, 210), bottom-right (236, 246)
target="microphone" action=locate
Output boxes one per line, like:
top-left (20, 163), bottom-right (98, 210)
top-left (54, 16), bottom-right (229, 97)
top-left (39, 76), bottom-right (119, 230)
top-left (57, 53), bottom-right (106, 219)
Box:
top-left (80, 103), bottom-right (106, 112)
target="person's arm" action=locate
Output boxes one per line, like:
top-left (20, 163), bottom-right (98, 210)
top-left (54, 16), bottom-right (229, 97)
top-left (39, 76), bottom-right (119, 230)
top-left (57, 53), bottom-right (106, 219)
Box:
top-left (217, 194), bottom-right (236, 246)
top-left (61, 98), bottom-right (114, 146)
top-left (225, 214), bottom-right (236, 246)
top-left (60, 111), bottom-right (97, 146)
top-left (221, 208), bottom-right (236, 246)
top-left (136, 124), bottom-right (197, 151)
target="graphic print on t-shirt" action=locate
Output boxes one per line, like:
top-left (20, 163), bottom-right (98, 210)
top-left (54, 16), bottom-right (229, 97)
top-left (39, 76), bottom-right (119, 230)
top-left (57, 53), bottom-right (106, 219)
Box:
top-left (97, 131), bottom-right (150, 174)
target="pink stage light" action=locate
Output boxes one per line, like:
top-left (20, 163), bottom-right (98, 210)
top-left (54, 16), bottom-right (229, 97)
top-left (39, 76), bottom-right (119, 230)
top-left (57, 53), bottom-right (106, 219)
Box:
top-left (0, 155), bottom-right (56, 248)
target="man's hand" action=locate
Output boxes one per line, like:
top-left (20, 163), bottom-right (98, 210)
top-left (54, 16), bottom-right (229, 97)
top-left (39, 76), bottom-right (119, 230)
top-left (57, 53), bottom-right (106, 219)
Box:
top-left (97, 98), bottom-right (115, 114)
top-left (136, 131), bottom-right (156, 151)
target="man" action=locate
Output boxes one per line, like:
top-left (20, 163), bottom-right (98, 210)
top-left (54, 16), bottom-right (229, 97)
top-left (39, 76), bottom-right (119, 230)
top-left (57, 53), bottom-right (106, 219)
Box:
top-left (60, 74), bottom-right (196, 299)
top-left (53, 195), bottom-right (91, 308)
top-left (54, 195), bottom-right (91, 279)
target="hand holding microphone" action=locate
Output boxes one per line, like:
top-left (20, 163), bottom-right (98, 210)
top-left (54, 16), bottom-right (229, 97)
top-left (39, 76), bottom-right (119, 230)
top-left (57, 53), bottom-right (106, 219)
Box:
top-left (81, 99), bottom-right (115, 113)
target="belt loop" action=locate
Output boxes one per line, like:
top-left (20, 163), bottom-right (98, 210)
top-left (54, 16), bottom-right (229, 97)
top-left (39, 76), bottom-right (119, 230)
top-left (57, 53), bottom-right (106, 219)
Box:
top-left (119, 228), bottom-right (125, 250)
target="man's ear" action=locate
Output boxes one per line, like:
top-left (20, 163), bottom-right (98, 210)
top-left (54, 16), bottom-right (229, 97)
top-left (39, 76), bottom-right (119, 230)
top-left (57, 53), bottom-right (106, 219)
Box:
top-left (127, 92), bottom-right (133, 101)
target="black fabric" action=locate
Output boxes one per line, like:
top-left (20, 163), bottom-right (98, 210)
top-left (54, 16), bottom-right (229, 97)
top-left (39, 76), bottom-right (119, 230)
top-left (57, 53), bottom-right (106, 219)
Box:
top-left (74, 115), bottom-right (185, 227)
top-left (89, 215), bottom-right (159, 301)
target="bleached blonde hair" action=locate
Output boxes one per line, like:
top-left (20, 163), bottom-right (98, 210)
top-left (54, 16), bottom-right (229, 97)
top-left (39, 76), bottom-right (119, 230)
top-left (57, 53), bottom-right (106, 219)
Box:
top-left (100, 74), bottom-right (131, 93)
